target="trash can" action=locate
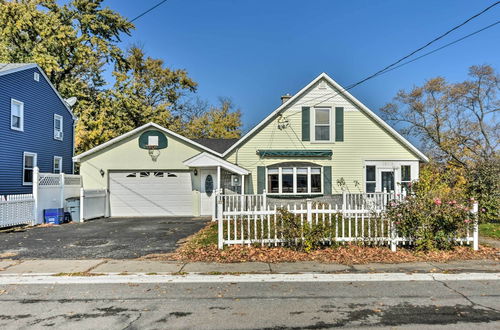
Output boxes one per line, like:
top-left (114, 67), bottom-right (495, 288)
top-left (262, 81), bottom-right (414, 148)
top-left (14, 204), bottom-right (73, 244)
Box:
top-left (66, 197), bottom-right (81, 222)
top-left (44, 208), bottom-right (64, 225)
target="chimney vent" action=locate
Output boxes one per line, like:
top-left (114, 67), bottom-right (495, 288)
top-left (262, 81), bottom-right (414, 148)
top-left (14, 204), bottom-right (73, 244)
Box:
top-left (281, 93), bottom-right (292, 104)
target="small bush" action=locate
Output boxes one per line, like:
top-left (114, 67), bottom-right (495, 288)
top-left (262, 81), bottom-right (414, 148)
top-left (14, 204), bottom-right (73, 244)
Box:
top-left (276, 208), bottom-right (334, 252)
top-left (386, 166), bottom-right (476, 251)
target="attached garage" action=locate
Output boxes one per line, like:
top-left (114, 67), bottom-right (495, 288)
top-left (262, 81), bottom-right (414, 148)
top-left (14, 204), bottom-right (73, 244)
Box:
top-left (109, 171), bottom-right (193, 217)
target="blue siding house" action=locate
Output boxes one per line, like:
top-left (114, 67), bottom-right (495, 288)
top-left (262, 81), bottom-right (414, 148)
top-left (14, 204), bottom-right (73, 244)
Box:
top-left (0, 64), bottom-right (76, 195)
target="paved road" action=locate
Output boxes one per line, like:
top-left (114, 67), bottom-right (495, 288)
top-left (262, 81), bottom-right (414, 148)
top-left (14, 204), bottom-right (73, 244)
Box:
top-left (0, 278), bottom-right (498, 329)
top-left (0, 217), bottom-right (208, 259)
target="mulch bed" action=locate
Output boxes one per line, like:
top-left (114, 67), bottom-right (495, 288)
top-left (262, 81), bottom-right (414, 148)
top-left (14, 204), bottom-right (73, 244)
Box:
top-left (142, 224), bottom-right (500, 264)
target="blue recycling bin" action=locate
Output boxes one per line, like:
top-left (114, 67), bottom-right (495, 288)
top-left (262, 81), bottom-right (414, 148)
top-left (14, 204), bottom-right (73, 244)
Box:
top-left (44, 208), bottom-right (64, 225)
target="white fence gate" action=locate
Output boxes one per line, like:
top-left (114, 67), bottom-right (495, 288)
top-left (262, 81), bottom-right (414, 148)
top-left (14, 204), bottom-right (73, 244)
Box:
top-left (0, 194), bottom-right (35, 227)
top-left (216, 198), bottom-right (479, 251)
top-left (80, 189), bottom-right (107, 221)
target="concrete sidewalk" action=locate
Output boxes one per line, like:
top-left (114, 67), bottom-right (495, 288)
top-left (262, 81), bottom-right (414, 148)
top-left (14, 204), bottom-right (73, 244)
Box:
top-left (0, 259), bottom-right (498, 275)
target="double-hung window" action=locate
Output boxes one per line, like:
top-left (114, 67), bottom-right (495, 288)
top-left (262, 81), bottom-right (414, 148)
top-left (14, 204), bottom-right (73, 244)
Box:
top-left (267, 166), bottom-right (322, 194)
top-left (366, 165), bottom-right (376, 193)
top-left (53, 156), bottom-right (62, 174)
top-left (400, 165), bottom-right (411, 193)
top-left (314, 108), bottom-right (331, 141)
top-left (23, 152), bottom-right (37, 185)
top-left (54, 114), bottom-right (63, 140)
top-left (11, 99), bottom-right (24, 131)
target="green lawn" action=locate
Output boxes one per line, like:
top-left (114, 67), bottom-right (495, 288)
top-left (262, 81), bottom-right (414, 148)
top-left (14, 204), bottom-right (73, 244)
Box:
top-left (479, 222), bottom-right (500, 239)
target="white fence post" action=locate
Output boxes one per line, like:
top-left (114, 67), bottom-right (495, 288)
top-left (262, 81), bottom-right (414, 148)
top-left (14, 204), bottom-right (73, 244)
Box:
top-left (80, 188), bottom-right (84, 223)
top-left (390, 220), bottom-right (397, 252)
top-left (472, 202), bottom-right (479, 251)
top-left (217, 199), bottom-right (224, 249)
top-left (60, 172), bottom-right (65, 209)
top-left (306, 199), bottom-right (312, 224)
top-left (32, 167), bottom-right (39, 224)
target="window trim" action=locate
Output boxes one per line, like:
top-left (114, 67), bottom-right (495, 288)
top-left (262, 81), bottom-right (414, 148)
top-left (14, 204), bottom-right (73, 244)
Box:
top-left (311, 107), bottom-right (333, 143)
top-left (54, 114), bottom-right (63, 141)
top-left (400, 165), bottom-right (412, 193)
top-left (53, 156), bottom-right (63, 174)
top-left (11, 99), bottom-right (24, 131)
top-left (266, 166), bottom-right (323, 195)
top-left (365, 165), bottom-right (376, 193)
top-left (23, 152), bottom-right (37, 186)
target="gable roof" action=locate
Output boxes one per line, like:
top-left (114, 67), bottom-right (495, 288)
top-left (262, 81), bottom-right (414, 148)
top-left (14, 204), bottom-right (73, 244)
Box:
top-left (222, 73), bottom-right (428, 162)
top-left (183, 152), bottom-right (249, 175)
top-left (192, 138), bottom-right (239, 153)
top-left (73, 122), bottom-right (224, 162)
top-left (0, 63), bottom-right (76, 120)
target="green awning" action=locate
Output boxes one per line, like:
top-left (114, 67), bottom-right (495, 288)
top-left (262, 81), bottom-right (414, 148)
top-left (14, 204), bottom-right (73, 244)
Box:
top-left (257, 149), bottom-right (333, 157)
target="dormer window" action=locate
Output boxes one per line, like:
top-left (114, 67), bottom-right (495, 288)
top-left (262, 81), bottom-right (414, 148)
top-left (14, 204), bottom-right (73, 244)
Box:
top-left (54, 114), bottom-right (63, 140)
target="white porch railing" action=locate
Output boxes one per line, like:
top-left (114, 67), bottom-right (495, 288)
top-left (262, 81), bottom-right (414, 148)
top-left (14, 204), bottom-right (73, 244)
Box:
top-left (0, 194), bottom-right (36, 227)
top-left (216, 198), bottom-right (479, 251)
top-left (216, 193), bottom-right (266, 213)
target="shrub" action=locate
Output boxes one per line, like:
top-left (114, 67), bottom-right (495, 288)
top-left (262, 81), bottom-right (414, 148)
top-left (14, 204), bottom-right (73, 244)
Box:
top-left (386, 165), bottom-right (476, 251)
top-left (276, 208), bottom-right (333, 252)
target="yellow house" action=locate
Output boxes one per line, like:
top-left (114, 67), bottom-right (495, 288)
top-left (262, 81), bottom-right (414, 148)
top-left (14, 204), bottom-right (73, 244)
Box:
top-left (73, 73), bottom-right (428, 217)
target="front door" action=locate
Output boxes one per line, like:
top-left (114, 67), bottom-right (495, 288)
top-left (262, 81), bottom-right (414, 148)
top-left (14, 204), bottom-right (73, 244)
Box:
top-left (381, 171), bottom-right (395, 192)
top-left (200, 169), bottom-right (217, 216)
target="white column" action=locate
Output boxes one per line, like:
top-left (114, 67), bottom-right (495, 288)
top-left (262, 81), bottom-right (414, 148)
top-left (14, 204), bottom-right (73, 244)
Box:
top-left (217, 166), bottom-right (221, 193)
top-left (240, 174), bottom-right (245, 212)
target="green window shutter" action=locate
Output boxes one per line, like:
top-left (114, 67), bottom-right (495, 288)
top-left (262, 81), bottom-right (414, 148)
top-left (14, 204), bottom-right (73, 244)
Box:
top-left (257, 166), bottom-right (266, 194)
top-left (335, 107), bottom-right (344, 142)
top-left (323, 166), bottom-right (332, 195)
top-left (302, 107), bottom-right (310, 141)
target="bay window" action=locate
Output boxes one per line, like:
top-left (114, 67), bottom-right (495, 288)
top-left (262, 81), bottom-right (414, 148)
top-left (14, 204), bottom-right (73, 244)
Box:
top-left (267, 168), bottom-right (279, 193)
top-left (267, 165), bottom-right (322, 194)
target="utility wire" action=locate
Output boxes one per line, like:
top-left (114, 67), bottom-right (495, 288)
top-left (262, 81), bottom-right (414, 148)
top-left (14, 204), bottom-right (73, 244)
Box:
top-left (278, 18), bottom-right (500, 120)
top-left (130, 0), bottom-right (168, 23)
top-left (347, 1), bottom-right (500, 92)
top-left (374, 20), bottom-right (500, 77)
top-left (283, 18), bottom-right (500, 112)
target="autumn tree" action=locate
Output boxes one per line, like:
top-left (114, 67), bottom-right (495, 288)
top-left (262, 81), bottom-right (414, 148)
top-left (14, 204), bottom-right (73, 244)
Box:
top-left (380, 65), bottom-right (499, 167)
top-left (381, 65), bottom-right (499, 220)
top-left (0, 1), bottom-right (243, 152)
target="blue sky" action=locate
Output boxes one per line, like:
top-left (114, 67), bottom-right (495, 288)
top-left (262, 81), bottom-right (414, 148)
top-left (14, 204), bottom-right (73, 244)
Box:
top-left (103, 0), bottom-right (500, 132)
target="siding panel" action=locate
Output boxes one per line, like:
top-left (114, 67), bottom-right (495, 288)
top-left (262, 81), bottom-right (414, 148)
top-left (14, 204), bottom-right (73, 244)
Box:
top-left (0, 67), bottom-right (74, 194)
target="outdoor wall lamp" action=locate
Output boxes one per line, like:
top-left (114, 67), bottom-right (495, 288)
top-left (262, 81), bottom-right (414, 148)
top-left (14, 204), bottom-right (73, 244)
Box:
top-left (193, 169), bottom-right (198, 176)
top-left (100, 169), bottom-right (105, 177)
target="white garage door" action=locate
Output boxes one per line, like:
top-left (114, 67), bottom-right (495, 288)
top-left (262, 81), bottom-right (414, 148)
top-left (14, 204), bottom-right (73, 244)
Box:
top-left (109, 171), bottom-right (193, 217)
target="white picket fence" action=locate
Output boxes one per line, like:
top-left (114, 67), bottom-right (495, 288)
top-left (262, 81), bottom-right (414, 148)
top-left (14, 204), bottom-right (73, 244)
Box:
top-left (0, 194), bottom-right (36, 227)
top-left (216, 199), bottom-right (479, 251)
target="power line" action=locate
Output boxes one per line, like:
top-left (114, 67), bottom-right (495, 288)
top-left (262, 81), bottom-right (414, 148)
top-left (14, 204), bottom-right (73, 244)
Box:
top-left (374, 20), bottom-right (500, 77)
top-left (347, 1), bottom-right (500, 92)
top-left (130, 0), bottom-right (168, 23)
top-left (280, 19), bottom-right (500, 119)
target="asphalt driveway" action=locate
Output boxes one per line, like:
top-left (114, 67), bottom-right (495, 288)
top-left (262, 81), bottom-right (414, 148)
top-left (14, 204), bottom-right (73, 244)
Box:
top-left (0, 217), bottom-right (208, 259)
